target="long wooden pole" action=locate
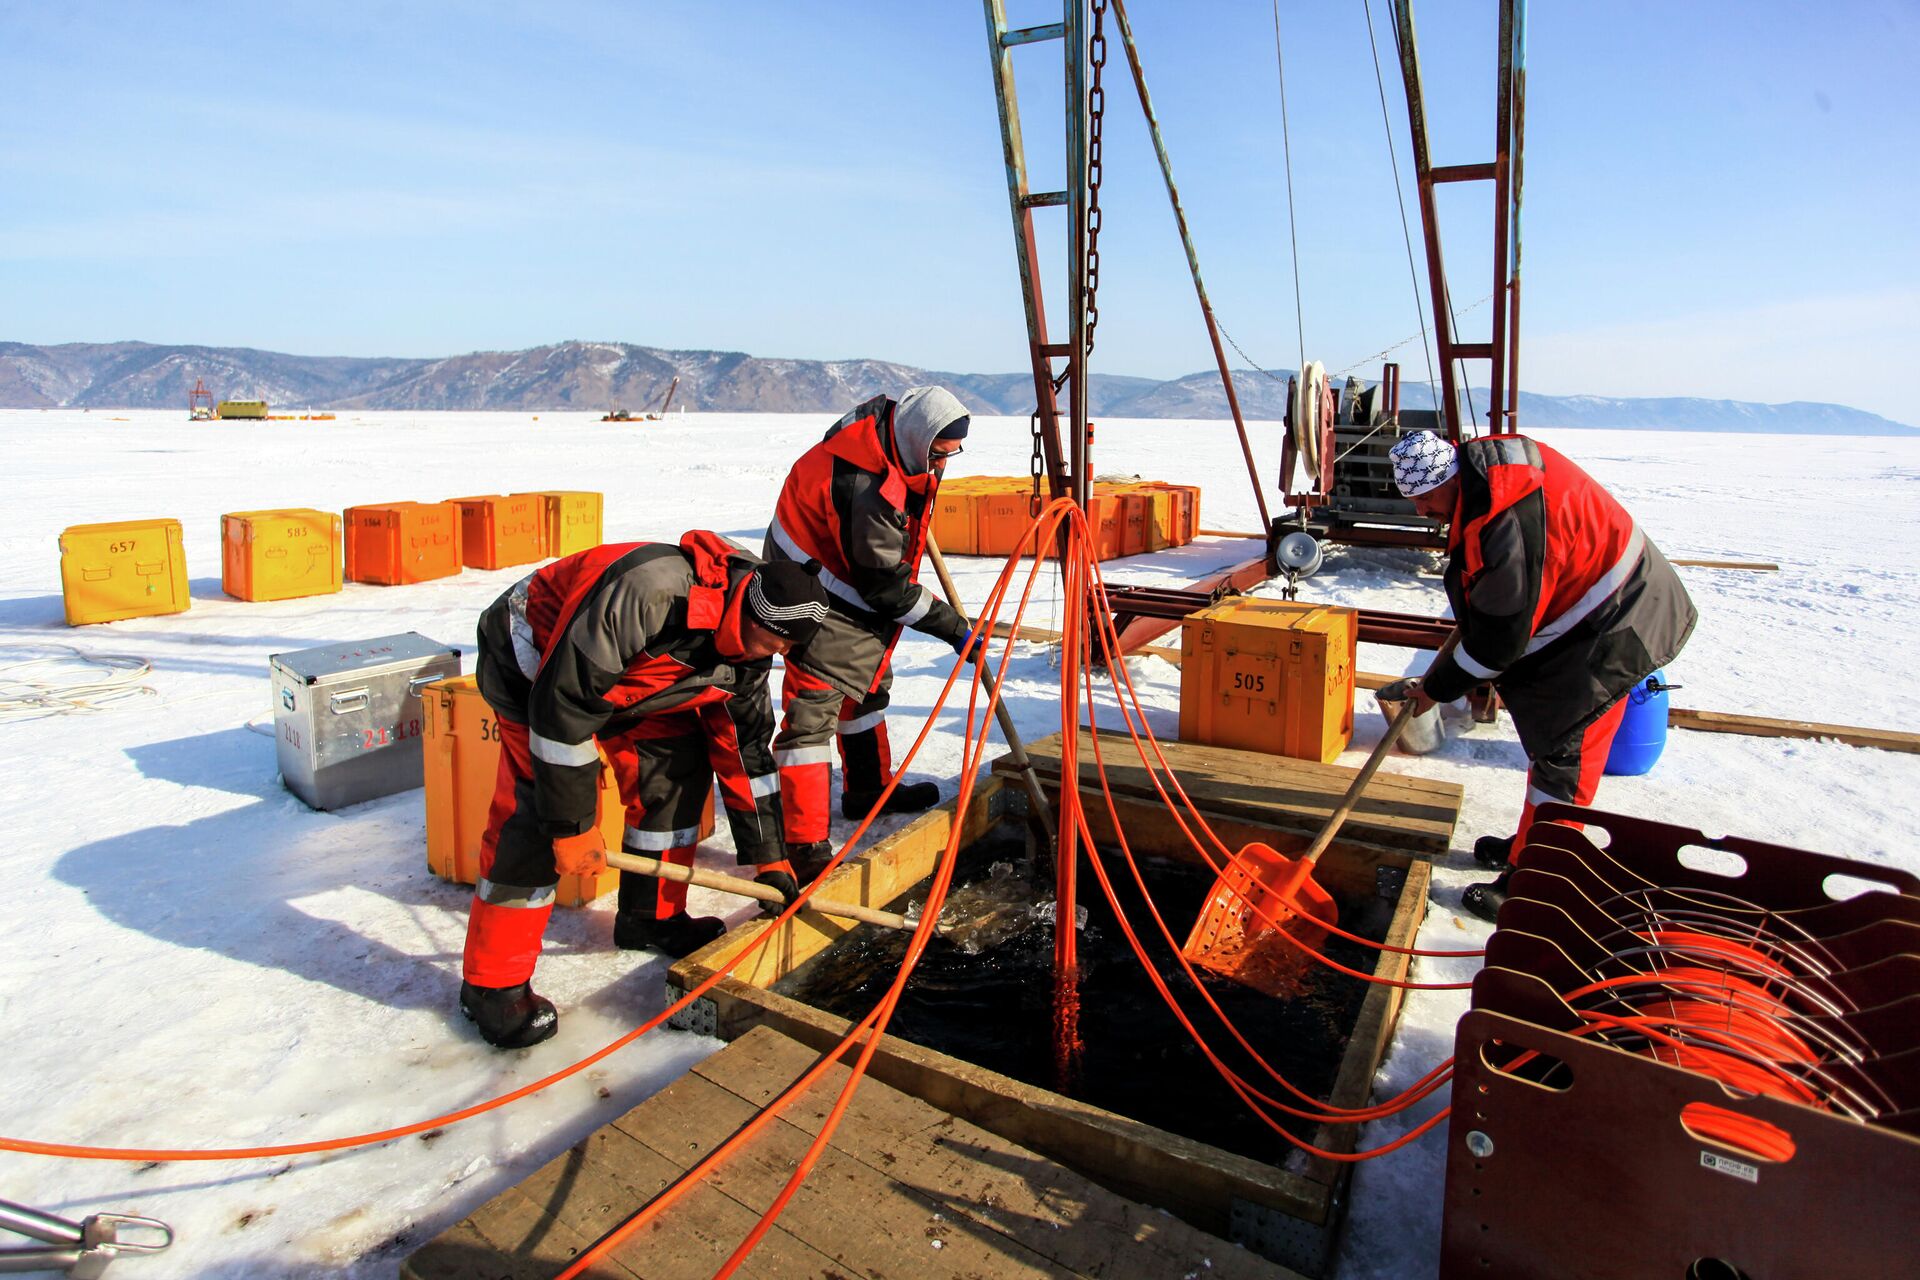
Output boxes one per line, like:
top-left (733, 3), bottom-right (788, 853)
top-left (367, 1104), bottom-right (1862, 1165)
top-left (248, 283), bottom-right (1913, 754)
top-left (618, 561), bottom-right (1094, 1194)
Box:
top-left (925, 534), bottom-right (1057, 842)
top-left (1299, 633), bottom-right (1458, 868)
top-left (604, 850), bottom-right (915, 933)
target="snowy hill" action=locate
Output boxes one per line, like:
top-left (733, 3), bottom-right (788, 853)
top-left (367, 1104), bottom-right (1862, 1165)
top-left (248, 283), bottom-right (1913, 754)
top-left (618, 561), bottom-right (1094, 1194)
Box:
top-left (2, 338), bottom-right (1912, 433)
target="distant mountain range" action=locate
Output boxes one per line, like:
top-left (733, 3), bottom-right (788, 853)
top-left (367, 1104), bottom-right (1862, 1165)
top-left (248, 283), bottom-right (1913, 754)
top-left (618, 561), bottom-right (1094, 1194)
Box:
top-left (1, 339), bottom-right (1911, 434)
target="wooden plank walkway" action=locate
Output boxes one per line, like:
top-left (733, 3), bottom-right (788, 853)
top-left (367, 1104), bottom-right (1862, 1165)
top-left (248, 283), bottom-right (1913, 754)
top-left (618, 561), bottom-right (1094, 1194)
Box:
top-left (995, 730), bottom-right (1463, 857)
top-left (405, 1025), bottom-right (1298, 1280)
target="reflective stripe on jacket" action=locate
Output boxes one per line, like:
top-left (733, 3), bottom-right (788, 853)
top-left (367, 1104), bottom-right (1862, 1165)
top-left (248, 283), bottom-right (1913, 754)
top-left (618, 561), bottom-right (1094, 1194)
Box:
top-left (1422, 436), bottom-right (1695, 725)
top-left (474, 530), bottom-right (783, 861)
top-left (764, 395), bottom-right (967, 645)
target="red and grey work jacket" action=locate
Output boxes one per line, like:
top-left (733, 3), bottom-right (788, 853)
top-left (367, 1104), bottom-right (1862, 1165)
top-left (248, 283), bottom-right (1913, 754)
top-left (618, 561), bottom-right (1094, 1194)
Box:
top-left (1422, 435), bottom-right (1693, 711)
top-left (763, 395), bottom-right (968, 646)
top-left (474, 530), bottom-right (782, 859)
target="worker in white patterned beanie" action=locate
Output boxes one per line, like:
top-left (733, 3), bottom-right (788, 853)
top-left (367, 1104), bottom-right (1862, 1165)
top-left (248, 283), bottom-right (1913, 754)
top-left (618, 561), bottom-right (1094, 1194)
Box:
top-left (1379, 428), bottom-right (1696, 924)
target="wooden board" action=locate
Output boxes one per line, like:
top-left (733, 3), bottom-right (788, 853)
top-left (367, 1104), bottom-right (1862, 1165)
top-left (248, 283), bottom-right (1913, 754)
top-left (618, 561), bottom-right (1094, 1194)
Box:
top-left (996, 729), bottom-right (1462, 858)
top-left (1667, 707), bottom-right (1920, 754)
top-left (681, 777), bottom-right (1010, 990)
top-left (668, 782), bottom-right (1435, 1272)
top-left (405, 1025), bottom-right (1296, 1280)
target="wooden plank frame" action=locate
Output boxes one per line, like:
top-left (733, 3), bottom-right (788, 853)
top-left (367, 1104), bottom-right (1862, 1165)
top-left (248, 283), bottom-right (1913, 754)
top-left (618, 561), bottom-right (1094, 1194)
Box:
top-left (667, 766), bottom-right (1442, 1276)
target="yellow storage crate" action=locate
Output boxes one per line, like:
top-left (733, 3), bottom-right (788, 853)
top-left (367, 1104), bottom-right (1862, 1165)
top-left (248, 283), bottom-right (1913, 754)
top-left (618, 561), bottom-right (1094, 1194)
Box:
top-left (221, 509), bottom-right (342, 602)
top-left (421, 676), bottom-right (715, 908)
top-left (534, 491), bottom-right (603, 558)
top-left (1178, 597), bottom-right (1356, 763)
top-left (58, 518), bottom-right (190, 626)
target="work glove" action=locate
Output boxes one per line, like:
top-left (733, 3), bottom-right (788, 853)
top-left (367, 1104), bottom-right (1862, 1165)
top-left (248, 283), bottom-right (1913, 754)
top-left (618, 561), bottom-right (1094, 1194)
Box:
top-left (1375, 677), bottom-right (1420, 704)
top-left (755, 859), bottom-right (800, 909)
top-left (952, 630), bottom-right (986, 666)
top-left (552, 829), bottom-right (608, 877)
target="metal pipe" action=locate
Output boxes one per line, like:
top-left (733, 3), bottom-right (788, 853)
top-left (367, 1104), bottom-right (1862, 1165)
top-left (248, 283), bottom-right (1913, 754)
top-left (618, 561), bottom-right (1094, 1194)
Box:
top-left (1392, 0), bottom-right (1464, 443)
top-left (1506, 0), bottom-right (1528, 432)
top-left (1110, 0), bottom-right (1272, 529)
top-left (983, 0), bottom-right (1071, 497)
top-left (1489, 0), bottom-right (1513, 434)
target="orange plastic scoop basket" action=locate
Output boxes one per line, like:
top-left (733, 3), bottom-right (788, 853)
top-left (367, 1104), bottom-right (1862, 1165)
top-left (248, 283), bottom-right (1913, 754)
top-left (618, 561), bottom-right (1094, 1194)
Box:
top-left (1181, 842), bottom-right (1339, 998)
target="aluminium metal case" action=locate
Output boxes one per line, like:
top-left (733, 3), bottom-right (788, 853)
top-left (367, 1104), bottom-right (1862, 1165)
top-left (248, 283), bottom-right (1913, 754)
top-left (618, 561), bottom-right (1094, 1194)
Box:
top-left (271, 632), bottom-right (461, 811)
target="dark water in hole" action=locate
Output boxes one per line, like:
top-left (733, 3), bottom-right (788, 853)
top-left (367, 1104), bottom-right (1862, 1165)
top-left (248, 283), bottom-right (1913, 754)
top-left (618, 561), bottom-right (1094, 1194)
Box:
top-left (773, 839), bottom-right (1395, 1167)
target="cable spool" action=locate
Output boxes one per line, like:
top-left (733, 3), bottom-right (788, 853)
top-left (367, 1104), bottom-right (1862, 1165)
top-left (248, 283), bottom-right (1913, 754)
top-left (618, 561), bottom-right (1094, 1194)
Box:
top-left (1289, 360), bottom-right (1332, 488)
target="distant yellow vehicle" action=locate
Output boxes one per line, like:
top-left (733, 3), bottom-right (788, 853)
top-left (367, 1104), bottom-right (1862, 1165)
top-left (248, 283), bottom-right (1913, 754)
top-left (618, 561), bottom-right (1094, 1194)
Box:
top-left (215, 400), bottom-right (269, 419)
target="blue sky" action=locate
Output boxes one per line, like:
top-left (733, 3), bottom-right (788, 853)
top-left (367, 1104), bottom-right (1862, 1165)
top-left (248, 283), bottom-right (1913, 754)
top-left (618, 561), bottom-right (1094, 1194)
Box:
top-left (4, 2), bottom-right (1915, 420)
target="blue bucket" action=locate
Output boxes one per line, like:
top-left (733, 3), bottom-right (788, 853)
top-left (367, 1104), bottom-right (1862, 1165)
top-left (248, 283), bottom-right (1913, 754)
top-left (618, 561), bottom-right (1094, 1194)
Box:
top-left (1604, 669), bottom-right (1675, 777)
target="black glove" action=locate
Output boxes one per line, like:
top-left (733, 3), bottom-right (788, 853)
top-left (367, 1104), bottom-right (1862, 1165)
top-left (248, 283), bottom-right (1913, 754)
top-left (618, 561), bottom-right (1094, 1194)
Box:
top-left (754, 859), bottom-right (799, 908)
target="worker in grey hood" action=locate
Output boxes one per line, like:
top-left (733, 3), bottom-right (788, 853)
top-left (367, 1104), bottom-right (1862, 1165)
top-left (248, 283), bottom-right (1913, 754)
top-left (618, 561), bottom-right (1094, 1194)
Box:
top-left (889, 385), bottom-right (971, 476)
top-left (763, 387), bottom-right (981, 880)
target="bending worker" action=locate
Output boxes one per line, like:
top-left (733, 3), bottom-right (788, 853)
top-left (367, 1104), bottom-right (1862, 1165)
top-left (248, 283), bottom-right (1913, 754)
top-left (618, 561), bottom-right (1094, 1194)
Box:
top-left (460, 529), bottom-right (829, 1049)
top-left (763, 387), bottom-right (980, 879)
top-left (1383, 430), bottom-right (1696, 923)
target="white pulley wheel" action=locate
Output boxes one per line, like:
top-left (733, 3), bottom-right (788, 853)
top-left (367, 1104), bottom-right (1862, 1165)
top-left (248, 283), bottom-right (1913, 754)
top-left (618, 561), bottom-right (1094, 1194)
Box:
top-left (1291, 360), bottom-right (1329, 486)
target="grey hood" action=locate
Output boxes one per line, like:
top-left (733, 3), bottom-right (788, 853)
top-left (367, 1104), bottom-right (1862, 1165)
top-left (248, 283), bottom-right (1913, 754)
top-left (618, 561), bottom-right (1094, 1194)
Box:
top-left (890, 385), bottom-right (970, 477)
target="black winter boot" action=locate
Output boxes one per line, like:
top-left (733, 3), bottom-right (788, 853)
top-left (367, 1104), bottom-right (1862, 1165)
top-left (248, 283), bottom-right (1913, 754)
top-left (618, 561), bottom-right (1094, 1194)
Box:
top-left (460, 980), bottom-right (559, 1050)
top-left (1460, 866), bottom-right (1515, 925)
top-left (785, 840), bottom-right (838, 884)
top-left (614, 911), bottom-right (726, 958)
top-left (1473, 834), bottom-right (1515, 868)
top-left (841, 780), bottom-right (941, 819)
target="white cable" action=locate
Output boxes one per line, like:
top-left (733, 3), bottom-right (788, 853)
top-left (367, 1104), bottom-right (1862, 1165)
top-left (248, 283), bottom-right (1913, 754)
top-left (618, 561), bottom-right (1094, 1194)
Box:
top-left (0, 645), bottom-right (157, 724)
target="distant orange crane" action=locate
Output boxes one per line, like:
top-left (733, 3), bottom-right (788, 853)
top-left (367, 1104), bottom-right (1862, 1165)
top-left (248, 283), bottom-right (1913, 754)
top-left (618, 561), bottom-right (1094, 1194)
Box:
top-left (188, 378), bottom-right (214, 421)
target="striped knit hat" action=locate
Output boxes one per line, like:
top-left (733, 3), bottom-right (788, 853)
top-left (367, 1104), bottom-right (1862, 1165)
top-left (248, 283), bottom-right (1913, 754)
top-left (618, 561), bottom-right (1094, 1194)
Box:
top-left (745, 560), bottom-right (829, 644)
top-left (1389, 429), bottom-right (1459, 497)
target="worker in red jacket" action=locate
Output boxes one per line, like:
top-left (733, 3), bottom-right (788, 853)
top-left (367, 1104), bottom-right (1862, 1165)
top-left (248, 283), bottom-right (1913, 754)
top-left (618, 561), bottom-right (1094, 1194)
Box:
top-left (762, 387), bottom-right (980, 878)
top-left (1383, 430), bottom-right (1696, 922)
top-left (460, 530), bottom-right (829, 1049)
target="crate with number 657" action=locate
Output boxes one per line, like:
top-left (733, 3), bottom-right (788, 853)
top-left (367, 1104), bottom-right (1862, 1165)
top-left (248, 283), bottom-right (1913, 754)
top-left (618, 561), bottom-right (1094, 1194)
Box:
top-left (58, 518), bottom-right (191, 626)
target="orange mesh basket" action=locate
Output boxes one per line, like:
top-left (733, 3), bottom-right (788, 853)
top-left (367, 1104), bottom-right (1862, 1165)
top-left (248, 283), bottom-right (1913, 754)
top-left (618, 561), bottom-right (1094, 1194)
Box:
top-left (1181, 842), bottom-right (1338, 998)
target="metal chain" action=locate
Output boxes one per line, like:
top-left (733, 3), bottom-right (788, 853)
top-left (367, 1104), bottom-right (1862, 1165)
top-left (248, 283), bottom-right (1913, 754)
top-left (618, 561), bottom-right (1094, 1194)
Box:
top-left (1084, 0), bottom-right (1109, 358)
top-left (1028, 410), bottom-right (1045, 507)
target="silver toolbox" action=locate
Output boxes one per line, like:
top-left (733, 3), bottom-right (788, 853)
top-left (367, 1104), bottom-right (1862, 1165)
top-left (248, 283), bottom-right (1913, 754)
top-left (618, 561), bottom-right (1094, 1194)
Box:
top-left (270, 632), bottom-right (461, 811)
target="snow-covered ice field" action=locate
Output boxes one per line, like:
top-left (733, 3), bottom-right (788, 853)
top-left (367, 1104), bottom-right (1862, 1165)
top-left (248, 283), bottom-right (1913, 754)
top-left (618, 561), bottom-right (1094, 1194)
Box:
top-left (2, 408), bottom-right (1916, 1277)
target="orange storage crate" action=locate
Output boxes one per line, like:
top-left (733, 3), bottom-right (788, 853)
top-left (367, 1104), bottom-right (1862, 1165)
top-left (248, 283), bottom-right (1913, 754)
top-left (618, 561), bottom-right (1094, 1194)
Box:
top-left (1113, 490), bottom-right (1151, 557)
top-left (929, 486), bottom-right (977, 555)
top-left (1178, 597), bottom-right (1355, 762)
top-left (57, 518), bottom-right (190, 626)
top-left (421, 675), bottom-right (715, 908)
top-left (221, 509), bottom-right (342, 602)
top-left (534, 491), bottom-right (603, 559)
top-left (344, 502), bottom-right (463, 585)
top-left (1177, 484), bottom-right (1203, 542)
top-left (1083, 490), bottom-right (1126, 561)
top-left (1137, 482), bottom-right (1199, 546)
top-left (454, 494), bottom-right (547, 570)
top-left (974, 486), bottom-right (1045, 559)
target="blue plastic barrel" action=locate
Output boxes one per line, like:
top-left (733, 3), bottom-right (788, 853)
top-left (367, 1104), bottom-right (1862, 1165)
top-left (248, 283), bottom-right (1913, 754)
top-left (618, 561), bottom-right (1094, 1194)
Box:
top-left (1604, 669), bottom-right (1674, 776)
